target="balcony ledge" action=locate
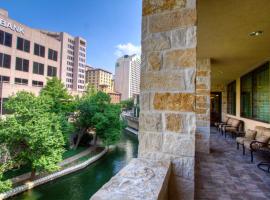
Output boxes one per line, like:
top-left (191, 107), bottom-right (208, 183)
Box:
top-left (90, 158), bottom-right (171, 200)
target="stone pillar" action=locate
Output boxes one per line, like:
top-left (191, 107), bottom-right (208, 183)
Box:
top-left (195, 58), bottom-right (211, 153)
top-left (139, 0), bottom-right (197, 199)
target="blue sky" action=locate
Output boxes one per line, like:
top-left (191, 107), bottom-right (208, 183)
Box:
top-left (1, 0), bottom-right (142, 74)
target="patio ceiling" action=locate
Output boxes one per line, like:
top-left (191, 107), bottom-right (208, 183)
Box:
top-left (198, 0), bottom-right (270, 86)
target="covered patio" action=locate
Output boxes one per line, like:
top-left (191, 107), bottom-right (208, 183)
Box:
top-left (196, 128), bottom-right (270, 200)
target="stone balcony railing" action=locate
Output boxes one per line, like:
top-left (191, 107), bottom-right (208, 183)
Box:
top-left (90, 158), bottom-right (171, 200)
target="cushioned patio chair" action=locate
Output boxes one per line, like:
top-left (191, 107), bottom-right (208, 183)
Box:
top-left (236, 129), bottom-right (257, 154)
top-left (222, 119), bottom-right (243, 138)
top-left (243, 126), bottom-right (270, 162)
top-left (218, 117), bottom-right (233, 135)
top-left (214, 116), bottom-right (229, 132)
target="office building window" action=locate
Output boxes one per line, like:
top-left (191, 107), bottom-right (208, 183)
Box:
top-left (0, 30), bottom-right (12, 47)
top-left (15, 78), bottom-right (28, 85)
top-left (16, 57), bottom-right (29, 72)
top-left (17, 37), bottom-right (30, 52)
top-left (0, 75), bottom-right (10, 83)
top-left (32, 80), bottom-right (43, 87)
top-left (48, 49), bottom-right (58, 61)
top-left (0, 53), bottom-right (11, 68)
top-left (47, 66), bottom-right (57, 77)
top-left (34, 43), bottom-right (45, 57)
top-left (33, 62), bottom-right (44, 75)
top-left (227, 81), bottom-right (236, 115)
top-left (241, 62), bottom-right (270, 123)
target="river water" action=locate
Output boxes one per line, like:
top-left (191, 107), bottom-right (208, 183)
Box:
top-left (10, 131), bottom-right (138, 200)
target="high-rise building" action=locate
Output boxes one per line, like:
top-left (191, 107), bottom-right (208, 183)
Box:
top-left (115, 54), bottom-right (140, 100)
top-left (85, 66), bottom-right (113, 92)
top-left (0, 9), bottom-right (87, 114)
top-left (85, 66), bottom-right (121, 103)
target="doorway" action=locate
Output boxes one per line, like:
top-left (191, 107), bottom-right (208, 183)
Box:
top-left (210, 92), bottom-right (222, 126)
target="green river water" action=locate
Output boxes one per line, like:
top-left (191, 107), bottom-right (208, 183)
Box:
top-left (10, 131), bottom-right (138, 200)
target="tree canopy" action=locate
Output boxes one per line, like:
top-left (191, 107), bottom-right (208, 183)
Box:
top-left (75, 91), bottom-right (123, 147)
top-left (120, 98), bottom-right (134, 110)
top-left (0, 91), bottom-right (65, 179)
top-left (40, 77), bottom-right (74, 114)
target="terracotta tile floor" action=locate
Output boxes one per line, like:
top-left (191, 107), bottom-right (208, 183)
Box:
top-left (195, 128), bottom-right (270, 200)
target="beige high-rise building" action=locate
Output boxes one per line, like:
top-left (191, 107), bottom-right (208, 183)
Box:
top-left (85, 66), bottom-right (121, 103)
top-left (115, 54), bottom-right (141, 100)
top-left (0, 9), bottom-right (87, 115)
top-left (85, 66), bottom-right (113, 92)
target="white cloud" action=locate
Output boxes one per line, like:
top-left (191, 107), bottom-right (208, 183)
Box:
top-left (114, 43), bottom-right (141, 57)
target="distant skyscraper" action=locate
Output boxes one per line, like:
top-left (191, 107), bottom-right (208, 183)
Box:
top-left (115, 54), bottom-right (141, 100)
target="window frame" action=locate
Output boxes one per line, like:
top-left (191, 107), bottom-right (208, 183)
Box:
top-left (33, 62), bottom-right (44, 75)
top-left (240, 62), bottom-right (270, 123)
top-left (0, 53), bottom-right (11, 68)
top-left (15, 57), bottom-right (29, 72)
top-left (34, 43), bottom-right (45, 57)
top-left (17, 37), bottom-right (30, 52)
top-left (227, 81), bottom-right (236, 115)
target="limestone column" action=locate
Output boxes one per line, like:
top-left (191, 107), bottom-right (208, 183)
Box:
top-left (139, 0), bottom-right (197, 199)
top-left (196, 58), bottom-right (211, 153)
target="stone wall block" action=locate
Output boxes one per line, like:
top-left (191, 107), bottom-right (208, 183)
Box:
top-left (140, 93), bottom-right (150, 111)
top-left (171, 157), bottom-right (194, 180)
top-left (143, 0), bottom-right (187, 16)
top-left (169, 175), bottom-right (194, 200)
top-left (163, 48), bottom-right (196, 69)
top-left (142, 32), bottom-right (171, 53)
top-left (149, 9), bottom-right (196, 33)
top-left (153, 93), bottom-right (195, 112)
top-left (139, 112), bottom-right (162, 132)
top-left (171, 26), bottom-right (196, 49)
top-left (165, 113), bottom-right (196, 133)
top-left (147, 51), bottom-right (162, 71)
top-left (141, 70), bottom-right (195, 92)
top-left (162, 132), bottom-right (195, 157)
top-left (138, 131), bottom-right (163, 154)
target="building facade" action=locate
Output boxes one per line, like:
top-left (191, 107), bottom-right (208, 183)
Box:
top-left (0, 9), bottom-right (86, 114)
top-left (85, 66), bottom-right (121, 103)
top-left (114, 54), bottom-right (140, 100)
top-left (85, 67), bottom-right (113, 92)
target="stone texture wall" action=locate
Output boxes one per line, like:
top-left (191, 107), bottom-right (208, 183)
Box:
top-left (139, 0), bottom-right (197, 199)
top-left (195, 59), bottom-right (210, 153)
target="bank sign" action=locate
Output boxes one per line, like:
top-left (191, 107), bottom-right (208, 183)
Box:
top-left (0, 18), bottom-right (24, 34)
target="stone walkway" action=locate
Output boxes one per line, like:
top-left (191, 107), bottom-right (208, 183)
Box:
top-left (195, 127), bottom-right (270, 200)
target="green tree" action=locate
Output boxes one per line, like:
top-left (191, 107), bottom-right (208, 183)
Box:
top-left (40, 77), bottom-right (74, 114)
top-left (120, 98), bottom-right (134, 110)
top-left (0, 172), bottom-right (11, 193)
top-left (0, 92), bottom-right (65, 179)
top-left (75, 91), bottom-right (122, 147)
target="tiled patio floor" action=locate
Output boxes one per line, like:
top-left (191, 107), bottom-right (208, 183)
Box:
top-left (195, 127), bottom-right (270, 200)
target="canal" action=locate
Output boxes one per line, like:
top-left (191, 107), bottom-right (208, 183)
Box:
top-left (11, 131), bottom-right (138, 200)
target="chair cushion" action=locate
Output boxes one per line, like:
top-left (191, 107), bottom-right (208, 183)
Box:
top-left (236, 137), bottom-right (245, 144)
top-left (244, 140), bottom-right (253, 149)
top-left (244, 136), bottom-right (270, 150)
top-left (231, 119), bottom-right (240, 128)
top-left (256, 135), bottom-right (270, 145)
top-left (225, 126), bottom-right (237, 132)
top-left (245, 129), bottom-right (257, 140)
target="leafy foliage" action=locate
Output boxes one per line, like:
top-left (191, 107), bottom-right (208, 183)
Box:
top-left (76, 91), bottom-right (123, 146)
top-left (40, 77), bottom-right (74, 114)
top-left (120, 98), bottom-right (134, 110)
top-left (0, 92), bottom-right (65, 177)
top-left (0, 172), bottom-right (11, 193)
